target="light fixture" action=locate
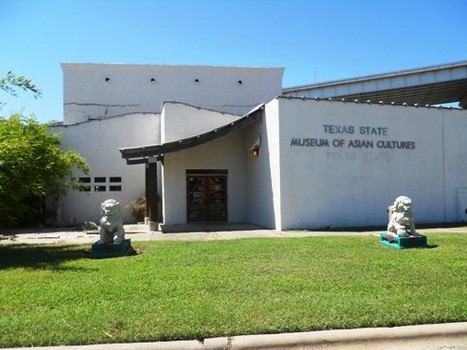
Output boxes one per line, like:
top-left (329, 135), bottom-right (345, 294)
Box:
top-left (150, 78), bottom-right (156, 83)
top-left (105, 77), bottom-right (110, 82)
top-left (237, 80), bottom-right (243, 85)
top-left (194, 78), bottom-right (200, 84)
top-left (250, 134), bottom-right (262, 157)
top-left (252, 147), bottom-right (260, 157)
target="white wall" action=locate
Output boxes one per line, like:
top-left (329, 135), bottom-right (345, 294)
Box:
top-left (161, 102), bottom-right (240, 143)
top-left (54, 113), bottom-right (159, 224)
top-left (273, 98), bottom-right (462, 230)
top-left (62, 63), bottom-right (284, 124)
top-left (244, 102), bottom-right (282, 229)
top-left (443, 110), bottom-right (467, 221)
top-left (162, 130), bottom-right (247, 225)
top-left (160, 103), bottom-right (247, 225)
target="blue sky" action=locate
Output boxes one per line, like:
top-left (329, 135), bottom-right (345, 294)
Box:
top-left (1, 0), bottom-right (466, 123)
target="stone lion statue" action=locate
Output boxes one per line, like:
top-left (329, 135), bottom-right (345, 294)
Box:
top-left (387, 196), bottom-right (419, 237)
top-left (98, 199), bottom-right (125, 244)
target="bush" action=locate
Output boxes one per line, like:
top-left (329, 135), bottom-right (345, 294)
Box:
top-left (0, 114), bottom-right (89, 227)
top-left (125, 195), bottom-right (146, 223)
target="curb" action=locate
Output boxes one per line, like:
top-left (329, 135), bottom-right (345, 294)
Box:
top-left (231, 322), bottom-right (467, 349)
top-left (5, 322), bottom-right (467, 350)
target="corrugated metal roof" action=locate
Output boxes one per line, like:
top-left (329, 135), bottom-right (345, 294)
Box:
top-left (283, 61), bottom-right (467, 107)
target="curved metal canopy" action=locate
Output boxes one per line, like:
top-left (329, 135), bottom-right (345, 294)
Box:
top-left (120, 105), bottom-right (263, 164)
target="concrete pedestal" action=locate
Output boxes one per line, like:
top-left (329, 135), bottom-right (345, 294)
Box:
top-left (380, 232), bottom-right (428, 249)
top-left (91, 238), bottom-right (135, 258)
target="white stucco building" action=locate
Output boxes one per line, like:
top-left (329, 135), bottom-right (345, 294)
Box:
top-left (54, 62), bottom-right (467, 230)
top-left (55, 63), bottom-right (284, 225)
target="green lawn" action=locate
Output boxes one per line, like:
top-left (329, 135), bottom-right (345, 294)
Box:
top-left (0, 233), bottom-right (466, 347)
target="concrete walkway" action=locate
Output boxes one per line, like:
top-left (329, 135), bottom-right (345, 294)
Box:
top-left (1, 224), bottom-right (467, 349)
top-left (1, 223), bottom-right (466, 245)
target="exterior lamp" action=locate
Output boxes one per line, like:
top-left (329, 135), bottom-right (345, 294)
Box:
top-left (250, 134), bottom-right (262, 157)
top-left (252, 146), bottom-right (260, 157)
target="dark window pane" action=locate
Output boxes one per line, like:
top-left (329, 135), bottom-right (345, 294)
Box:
top-left (94, 177), bottom-right (106, 183)
top-left (79, 185), bottom-right (91, 192)
top-left (94, 185), bottom-right (106, 192)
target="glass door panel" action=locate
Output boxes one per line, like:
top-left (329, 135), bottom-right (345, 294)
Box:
top-left (187, 177), bottom-right (207, 221)
top-left (187, 174), bottom-right (227, 222)
top-left (207, 177), bottom-right (226, 221)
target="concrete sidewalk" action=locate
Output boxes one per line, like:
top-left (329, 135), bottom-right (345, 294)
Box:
top-left (1, 223), bottom-right (466, 245)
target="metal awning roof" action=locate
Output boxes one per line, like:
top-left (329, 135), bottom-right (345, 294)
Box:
top-left (283, 61), bottom-right (467, 108)
top-left (119, 105), bottom-right (263, 164)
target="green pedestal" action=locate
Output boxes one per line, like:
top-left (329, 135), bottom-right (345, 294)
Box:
top-left (379, 232), bottom-right (428, 249)
top-left (92, 239), bottom-right (134, 258)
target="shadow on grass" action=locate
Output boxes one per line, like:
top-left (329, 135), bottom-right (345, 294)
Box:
top-left (0, 244), bottom-right (93, 271)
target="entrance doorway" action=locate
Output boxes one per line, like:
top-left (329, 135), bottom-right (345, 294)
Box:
top-left (186, 170), bottom-right (228, 222)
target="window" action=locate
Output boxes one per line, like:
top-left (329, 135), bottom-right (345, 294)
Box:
top-left (109, 176), bottom-right (122, 191)
top-left (76, 176), bottom-right (122, 192)
top-left (78, 177), bottom-right (91, 192)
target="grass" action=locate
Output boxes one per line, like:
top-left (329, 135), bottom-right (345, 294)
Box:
top-left (0, 233), bottom-right (466, 347)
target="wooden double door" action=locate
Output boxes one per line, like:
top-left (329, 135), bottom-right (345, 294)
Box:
top-left (187, 170), bottom-right (227, 222)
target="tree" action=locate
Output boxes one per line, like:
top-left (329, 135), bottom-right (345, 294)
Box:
top-left (0, 114), bottom-right (89, 227)
top-left (0, 70), bottom-right (41, 108)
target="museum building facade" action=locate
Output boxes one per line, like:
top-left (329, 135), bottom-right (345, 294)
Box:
top-left (54, 63), bottom-right (467, 230)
